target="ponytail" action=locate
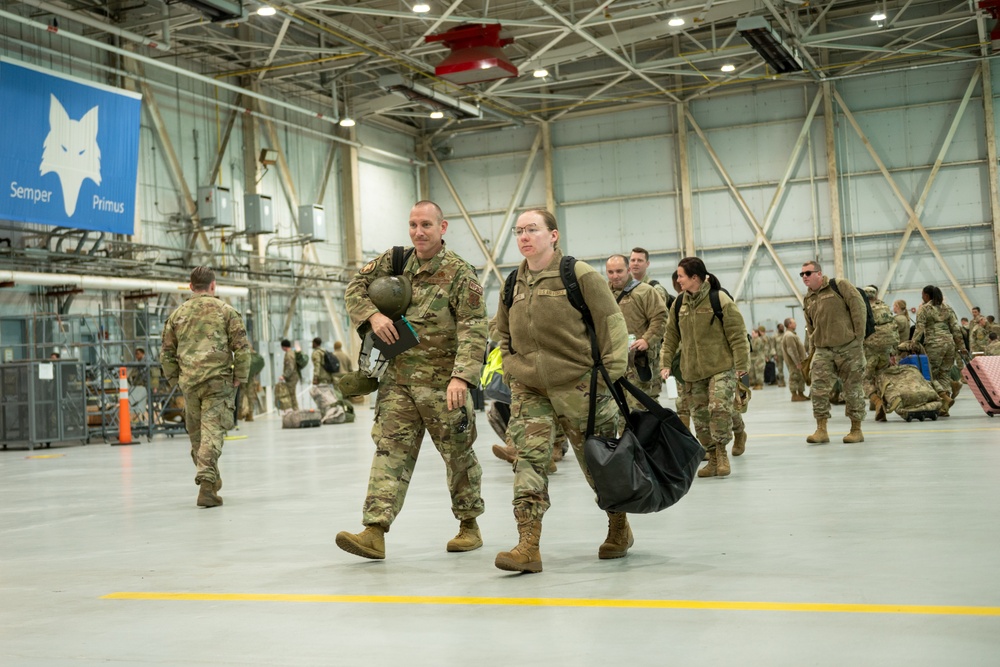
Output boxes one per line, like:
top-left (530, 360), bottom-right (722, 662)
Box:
top-left (706, 273), bottom-right (722, 291)
top-left (922, 284), bottom-right (944, 306)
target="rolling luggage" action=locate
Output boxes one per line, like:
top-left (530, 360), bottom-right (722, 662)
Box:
top-left (764, 360), bottom-right (777, 385)
top-left (961, 355), bottom-right (1000, 416)
top-left (282, 409), bottom-right (322, 429)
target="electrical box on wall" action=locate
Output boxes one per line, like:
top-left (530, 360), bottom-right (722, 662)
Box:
top-left (197, 186), bottom-right (233, 227)
top-left (298, 205), bottom-right (326, 242)
top-left (244, 194), bottom-right (274, 234)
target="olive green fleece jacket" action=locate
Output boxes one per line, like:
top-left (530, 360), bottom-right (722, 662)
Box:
top-left (803, 276), bottom-right (866, 350)
top-left (659, 280), bottom-right (750, 382)
top-left (495, 251), bottom-right (628, 389)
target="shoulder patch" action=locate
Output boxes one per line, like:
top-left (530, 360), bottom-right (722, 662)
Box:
top-left (469, 280), bottom-right (483, 295)
top-left (360, 260), bottom-right (377, 274)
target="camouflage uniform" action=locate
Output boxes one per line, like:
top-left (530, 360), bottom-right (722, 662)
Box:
top-left (803, 277), bottom-right (867, 422)
top-left (985, 339), bottom-right (1000, 356)
top-left (970, 323), bottom-right (989, 354)
top-left (333, 348), bottom-right (353, 379)
top-left (495, 250), bottom-right (628, 521)
top-left (769, 333), bottom-right (786, 387)
top-left (894, 313), bottom-right (911, 343)
top-left (161, 293), bottom-right (251, 487)
top-left (912, 302), bottom-right (965, 396)
top-left (640, 275), bottom-right (672, 394)
top-left (345, 241), bottom-right (487, 530)
top-left (610, 279), bottom-right (666, 412)
top-left (311, 347), bottom-right (336, 386)
top-left (782, 329), bottom-right (808, 396)
top-left (876, 365), bottom-right (941, 418)
top-left (750, 333), bottom-right (767, 387)
top-left (863, 296), bottom-right (899, 398)
top-left (282, 348), bottom-right (299, 410)
top-left (660, 281), bottom-right (750, 455)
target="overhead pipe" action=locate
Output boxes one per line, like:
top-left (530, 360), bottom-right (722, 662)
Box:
top-left (0, 270), bottom-right (249, 298)
top-left (18, 0), bottom-right (170, 51)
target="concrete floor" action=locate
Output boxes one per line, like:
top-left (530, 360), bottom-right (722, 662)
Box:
top-left (2, 385), bottom-right (999, 666)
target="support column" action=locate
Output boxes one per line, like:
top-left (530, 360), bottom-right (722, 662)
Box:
top-left (823, 82), bottom-right (845, 278)
top-left (541, 121), bottom-right (556, 214)
top-left (676, 102), bottom-right (695, 257)
top-left (339, 127), bottom-right (364, 271)
top-left (981, 58), bottom-right (1000, 304)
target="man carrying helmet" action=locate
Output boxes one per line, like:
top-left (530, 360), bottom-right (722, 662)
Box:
top-left (335, 200), bottom-right (488, 561)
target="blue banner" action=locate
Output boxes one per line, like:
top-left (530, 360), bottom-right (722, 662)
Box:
top-left (0, 59), bottom-right (141, 235)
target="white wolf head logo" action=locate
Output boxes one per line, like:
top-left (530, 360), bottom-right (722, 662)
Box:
top-left (40, 94), bottom-right (102, 217)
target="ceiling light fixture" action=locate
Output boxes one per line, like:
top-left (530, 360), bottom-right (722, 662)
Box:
top-left (338, 117), bottom-right (356, 127)
top-left (257, 5), bottom-right (276, 16)
top-left (668, 16), bottom-right (685, 27)
top-left (413, 2), bottom-right (431, 13)
top-left (721, 63), bottom-right (736, 73)
top-left (532, 68), bottom-right (548, 78)
top-left (429, 111), bottom-right (444, 119)
top-left (870, 10), bottom-right (886, 21)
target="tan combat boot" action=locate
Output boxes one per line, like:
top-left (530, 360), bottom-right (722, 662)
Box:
top-left (491, 443), bottom-right (516, 463)
top-left (552, 445), bottom-right (565, 462)
top-left (951, 380), bottom-right (962, 400)
top-left (843, 419), bottom-right (864, 443)
top-left (447, 519), bottom-right (483, 552)
top-left (698, 448), bottom-right (718, 477)
top-left (598, 512), bottom-right (634, 559)
top-left (495, 513), bottom-right (542, 573)
top-left (335, 525), bottom-right (386, 560)
top-left (806, 418), bottom-right (829, 444)
top-left (196, 481), bottom-right (222, 508)
top-left (937, 392), bottom-right (954, 417)
top-left (870, 394), bottom-right (886, 422)
top-left (716, 447), bottom-right (731, 477)
top-left (732, 430), bottom-right (747, 456)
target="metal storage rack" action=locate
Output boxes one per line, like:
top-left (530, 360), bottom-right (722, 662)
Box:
top-left (0, 360), bottom-right (87, 450)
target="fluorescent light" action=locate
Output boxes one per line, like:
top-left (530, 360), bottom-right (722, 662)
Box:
top-left (668, 16), bottom-right (685, 27)
top-left (413, 2), bottom-right (430, 12)
top-left (429, 111), bottom-right (444, 119)
top-left (532, 68), bottom-right (548, 78)
top-left (721, 63), bottom-right (735, 73)
top-left (338, 118), bottom-right (356, 127)
top-left (871, 11), bottom-right (886, 21)
top-left (257, 5), bottom-right (276, 16)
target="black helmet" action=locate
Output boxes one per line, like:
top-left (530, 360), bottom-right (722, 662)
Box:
top-left (368, 275), bottom-right (412, 320)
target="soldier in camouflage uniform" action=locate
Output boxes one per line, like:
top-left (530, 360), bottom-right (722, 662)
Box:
top-left (861, 286), bottom-right (900, 421)
top-left (494, 209), bottom-right (629, 574)
top-left (970, 316), bottom-right (990, 354)
top-left (912, 285), bottom-right (967, 417)
top-left (606, 254), bottom-right (666, 412)
top-left (985, 332), bottom-right (1000, 356)
top-left (628, 247), bottom-right (672, 396)
top-left (278, 339), bottom-right (299, 410)
top-left (750, 329), bottom-right (767, 389)
top-left (892, 300), bottom-right (911, 343)
top-left (161, 266), bottom-right (251, 508)
top-left (661, 257), bottom-right (750, 478)
top-left (335, 201), bottom-right (487, 561)
top-left (771, 324), bottom-right (786, 387)
top-left (801, 260), bottom-right (868, 444)
top-left (311, 337), bottom-right (335, 386)
top-left (782, 318), bottom-right (809, 401)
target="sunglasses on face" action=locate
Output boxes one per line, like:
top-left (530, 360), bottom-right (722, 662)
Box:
top-left (799, 270), bottom-right (816, 277)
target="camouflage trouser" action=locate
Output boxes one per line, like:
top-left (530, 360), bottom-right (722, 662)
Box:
top-left (787, 366), bottom-right (806, 395)
top-left (688, 369), bottom-right (738, 453)
top-left (184, 378), bottom-right (236, 486)
top-left (362, 381), bottom-right (484, 530)
top-left (675, 379), bottom-right (691, 421)
top-left (281, 379), bottom-right (299, 410)
top-left (863, 344), bottom-right (893, 398)
top-left (508, 371), bottom-right (621, 521)
top-left (625, 362), bottom-right (662, 412)
top-left (924, 341), bottom-right (956, 397)
top-left (811, 341), bottom-right (866, 421)
top-left (751, 356), bottom-right (766, 385)
top-left (731, 402), bottom-right (745, 436)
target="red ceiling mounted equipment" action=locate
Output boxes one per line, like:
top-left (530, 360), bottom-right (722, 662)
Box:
top-left (425, 24), bottom-right (517, 84)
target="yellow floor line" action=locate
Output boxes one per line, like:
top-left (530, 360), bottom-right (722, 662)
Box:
top-left (755, 427), bottom-right (1000, 438)
top-left (102, 592), bottom-right (1000, 616)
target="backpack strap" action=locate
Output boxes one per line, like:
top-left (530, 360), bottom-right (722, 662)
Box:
top-left (615, 278), bottom-right (641, 303)
top-left (391, 246), bottom-right (414, 276)
top-left (502, 268), bottom-right (519, 310)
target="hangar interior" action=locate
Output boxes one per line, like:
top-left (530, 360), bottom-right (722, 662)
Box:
top-left (0, 0), bottom-right (999, 664)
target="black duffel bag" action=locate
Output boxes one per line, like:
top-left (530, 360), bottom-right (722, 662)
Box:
top-left (583, 366), bottom-right (703, 514)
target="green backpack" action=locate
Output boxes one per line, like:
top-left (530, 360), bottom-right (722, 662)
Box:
top-left (295, 350), bottom-right (309, 371)
top-left (249, 352), bottom-right (265, 378)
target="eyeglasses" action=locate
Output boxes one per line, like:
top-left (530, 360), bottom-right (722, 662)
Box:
top-left (799, 270), bottom-right (816, 277)
top-left (512, 226), bottom-right (546, 236)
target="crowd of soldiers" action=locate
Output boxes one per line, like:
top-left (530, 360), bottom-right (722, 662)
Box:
top-left (158, 203), bottom-right (999, 575)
